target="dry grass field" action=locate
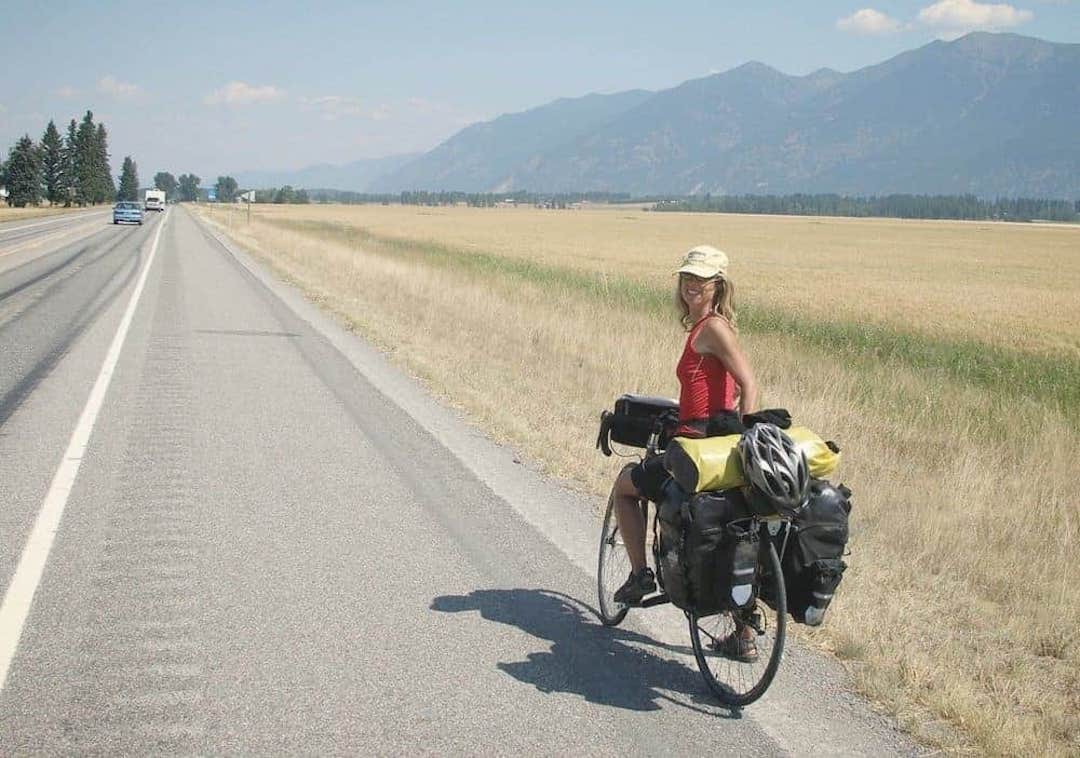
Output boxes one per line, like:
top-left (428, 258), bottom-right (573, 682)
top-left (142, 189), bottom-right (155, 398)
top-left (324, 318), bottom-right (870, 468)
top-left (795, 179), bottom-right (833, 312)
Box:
top-left (197, 202), bottom-right (1080, 756)
top-left (0, 206), bottom-right (85, 224)
top-left (247, 203), bottom-right (1080, 359)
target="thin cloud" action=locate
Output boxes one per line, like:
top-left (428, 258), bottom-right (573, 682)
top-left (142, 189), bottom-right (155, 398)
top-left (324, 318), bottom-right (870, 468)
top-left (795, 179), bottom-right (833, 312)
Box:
top-left (403, 97), bottom-right (467, 117)
top-left (837, 8), bottom-right (903, 34)
top-left (917, 0), bottom-right (1033, 31)
top-left (204, 81), bottom-right (286, 106)
top-left (300, 95), bottom-right (366, 121)
top-left (98, 75), bottom-right (141, 99)
top-left (298, 95), bottom-right (404, 122)
top-left (55, 85), bottom-right (78, 98)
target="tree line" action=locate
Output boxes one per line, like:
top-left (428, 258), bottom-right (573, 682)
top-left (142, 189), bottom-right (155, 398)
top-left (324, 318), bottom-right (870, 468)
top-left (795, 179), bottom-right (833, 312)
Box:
top-left (297, 189), bottom-right (632, 207)
top-left (147, 172), bottom-right (212, 203)
top-left (651, 193), bottom-right (1080, 222)
top-left (149, 173), bottom-right (310, 205)
top-left (396, 190), bottom-right (632, 207)
top-left (253, 186), bottom-right (311, 204)
top-left (0, 111), bottom-right (141, 207)
top-left (2, 117), bottom-right (255, 209)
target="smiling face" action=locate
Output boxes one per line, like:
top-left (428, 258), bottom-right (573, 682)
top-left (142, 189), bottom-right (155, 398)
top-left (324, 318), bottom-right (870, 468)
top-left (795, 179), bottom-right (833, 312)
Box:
top-left (679, 272), bottom-right (718, 312)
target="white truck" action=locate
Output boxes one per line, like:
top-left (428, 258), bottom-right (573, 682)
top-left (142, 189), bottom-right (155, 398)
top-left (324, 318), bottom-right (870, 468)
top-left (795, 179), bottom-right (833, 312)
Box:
top-left (144, 189), bottom-right (166, 212)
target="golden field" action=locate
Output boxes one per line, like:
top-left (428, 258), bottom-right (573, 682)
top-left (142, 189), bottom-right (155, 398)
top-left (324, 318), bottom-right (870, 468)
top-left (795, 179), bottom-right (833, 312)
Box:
top-left (196, 202), bottom-right (1079, 756)
top-left (241, 203), bottom-right (1080, 359)
top-left (0, 205), bottom-right (85, 224)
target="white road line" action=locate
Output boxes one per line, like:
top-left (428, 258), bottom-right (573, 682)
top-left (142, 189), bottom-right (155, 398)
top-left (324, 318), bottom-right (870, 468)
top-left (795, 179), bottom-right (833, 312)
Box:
top-left (0, 209), bottom-right (170, 692)
top-left (0, 211), bottom-right (106, 236)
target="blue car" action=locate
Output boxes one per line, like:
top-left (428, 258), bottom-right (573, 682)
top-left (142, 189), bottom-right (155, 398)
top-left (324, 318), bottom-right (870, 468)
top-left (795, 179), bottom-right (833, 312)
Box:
top-left (113, 201), bottom-right (143, 225)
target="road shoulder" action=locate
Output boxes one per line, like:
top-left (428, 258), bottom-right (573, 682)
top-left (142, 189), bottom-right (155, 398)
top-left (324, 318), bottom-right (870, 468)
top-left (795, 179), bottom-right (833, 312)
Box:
top-left (191, 207), bottom-right (923, 756)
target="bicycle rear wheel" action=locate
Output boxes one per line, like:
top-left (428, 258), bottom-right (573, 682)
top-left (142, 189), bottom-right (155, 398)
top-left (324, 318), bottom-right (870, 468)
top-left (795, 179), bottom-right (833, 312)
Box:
top-left (597, 492), bottom-right (631, 626)
top-left (688, 540), bottom-right (786, 706)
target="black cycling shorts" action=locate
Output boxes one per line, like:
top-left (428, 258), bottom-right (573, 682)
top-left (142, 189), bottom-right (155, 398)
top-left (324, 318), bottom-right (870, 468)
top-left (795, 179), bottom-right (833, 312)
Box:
top-left (629, 456), bottom-right (670, 503)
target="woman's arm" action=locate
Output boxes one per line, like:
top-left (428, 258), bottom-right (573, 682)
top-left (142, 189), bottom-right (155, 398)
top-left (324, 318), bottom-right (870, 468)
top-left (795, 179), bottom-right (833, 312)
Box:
top-left (695, 318), bottom-right (759, 417)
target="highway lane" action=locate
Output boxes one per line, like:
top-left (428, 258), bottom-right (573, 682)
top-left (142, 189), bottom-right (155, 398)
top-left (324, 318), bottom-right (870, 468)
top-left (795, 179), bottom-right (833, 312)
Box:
top-left (0, 207), bottom-right (918, 754)
top-left (0, 213), bottom-right (162, 595)
top-left (0, 210), bottom-right (105, 239)
top-left (0, 210), bottom-right (113, 259)
top-left (0, 218), bottom-right (156, 427)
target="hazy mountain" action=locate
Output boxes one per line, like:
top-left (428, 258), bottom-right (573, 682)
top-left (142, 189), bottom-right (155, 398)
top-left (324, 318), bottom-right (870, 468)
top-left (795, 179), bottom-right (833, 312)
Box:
top-left (368, 90), bottom-right (654, 193)
top-left (372, 33), bottom-right (1080, 198)
top-left (236, 153), bottom-right (419, 191)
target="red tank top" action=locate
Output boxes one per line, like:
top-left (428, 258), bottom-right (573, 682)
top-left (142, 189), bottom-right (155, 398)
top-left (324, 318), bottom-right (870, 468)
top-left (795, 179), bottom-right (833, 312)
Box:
top-left (676, 316), bottom-right (736, 434)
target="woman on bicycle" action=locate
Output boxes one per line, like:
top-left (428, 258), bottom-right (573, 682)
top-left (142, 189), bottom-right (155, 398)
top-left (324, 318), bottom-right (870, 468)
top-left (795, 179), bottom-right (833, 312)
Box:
top-left (611, 244), bottom-right (758, 605)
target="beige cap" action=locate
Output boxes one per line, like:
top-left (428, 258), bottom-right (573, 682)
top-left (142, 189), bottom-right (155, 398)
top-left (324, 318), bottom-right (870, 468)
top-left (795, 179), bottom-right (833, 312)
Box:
top-left (676, 245), bottom-right (729, 279)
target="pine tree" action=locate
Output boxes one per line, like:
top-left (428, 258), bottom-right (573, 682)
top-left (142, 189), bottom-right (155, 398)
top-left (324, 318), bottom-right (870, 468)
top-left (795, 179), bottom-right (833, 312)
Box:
top-left (5, 135), bottom-right (44, 207)
top-left (117, 156), bottom-right (139, 201)
top-left (60, 119), bottom-right (78, 206)
top-left (40, 120), bottom-right (64, 205)
top-left (74, 111), bottom-right (97, 205)
top-left (94, 122), bottom-right (115, 203)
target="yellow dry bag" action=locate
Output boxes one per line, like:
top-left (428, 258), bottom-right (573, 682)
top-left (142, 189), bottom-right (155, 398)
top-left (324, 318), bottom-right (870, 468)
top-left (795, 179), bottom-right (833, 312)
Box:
top-left (664, 425), bottom-right (841, 494)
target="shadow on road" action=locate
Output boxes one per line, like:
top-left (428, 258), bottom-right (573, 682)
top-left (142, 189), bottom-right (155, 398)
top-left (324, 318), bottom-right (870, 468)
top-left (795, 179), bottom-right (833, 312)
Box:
top-left (431, 588), bottom-right (740, 718)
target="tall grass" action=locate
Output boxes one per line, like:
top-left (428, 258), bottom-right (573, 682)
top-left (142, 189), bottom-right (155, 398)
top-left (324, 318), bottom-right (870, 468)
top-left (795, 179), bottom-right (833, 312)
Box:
top-left (199, 204), bottom-right (1080, 756)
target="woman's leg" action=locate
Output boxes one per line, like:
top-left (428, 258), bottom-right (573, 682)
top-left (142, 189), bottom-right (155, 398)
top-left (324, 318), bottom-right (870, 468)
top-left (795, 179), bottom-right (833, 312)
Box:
top-left (613, 465), bottom-right (647, 572)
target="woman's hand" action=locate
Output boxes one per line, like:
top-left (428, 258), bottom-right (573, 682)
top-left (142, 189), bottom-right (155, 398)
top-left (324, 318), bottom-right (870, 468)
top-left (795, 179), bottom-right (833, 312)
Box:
top-left (694, 317), bottom-right (759, 416)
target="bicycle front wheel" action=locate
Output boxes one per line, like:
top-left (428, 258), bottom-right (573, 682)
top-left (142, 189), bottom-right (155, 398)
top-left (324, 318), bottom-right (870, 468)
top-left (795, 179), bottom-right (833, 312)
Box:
top-left (689, 540), bottom-right (786, 707)
top-left (597, 492), bottom-right (631, 626)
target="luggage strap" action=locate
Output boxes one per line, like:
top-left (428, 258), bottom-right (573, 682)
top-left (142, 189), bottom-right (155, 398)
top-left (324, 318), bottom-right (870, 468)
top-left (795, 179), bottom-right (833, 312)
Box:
top-left (596, 411), bottom-right (614, 457)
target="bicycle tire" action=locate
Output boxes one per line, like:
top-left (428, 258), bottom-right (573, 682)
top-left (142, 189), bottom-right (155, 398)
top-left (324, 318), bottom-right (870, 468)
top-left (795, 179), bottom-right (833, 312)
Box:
top-left (689, 539), bottom-right (786, 706)
top-left (596, 492), bottom-right (631, 626)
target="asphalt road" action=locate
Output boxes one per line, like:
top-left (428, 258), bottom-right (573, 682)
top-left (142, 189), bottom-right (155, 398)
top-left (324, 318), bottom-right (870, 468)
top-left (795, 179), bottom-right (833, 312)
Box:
top-left (0, 207), bottom-right (921, 755)
top-left (0, 210), bottom-right (111, 257)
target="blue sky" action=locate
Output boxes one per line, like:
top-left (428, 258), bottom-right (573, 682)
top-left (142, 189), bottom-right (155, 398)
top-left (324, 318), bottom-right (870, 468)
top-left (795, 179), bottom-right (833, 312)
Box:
top-left (2, 0), bottom-right (1077, 182)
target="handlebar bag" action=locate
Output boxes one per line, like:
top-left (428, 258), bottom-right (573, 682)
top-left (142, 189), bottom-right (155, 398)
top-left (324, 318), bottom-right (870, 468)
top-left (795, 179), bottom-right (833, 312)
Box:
top-left (596, 394), bottom-right (678, 455)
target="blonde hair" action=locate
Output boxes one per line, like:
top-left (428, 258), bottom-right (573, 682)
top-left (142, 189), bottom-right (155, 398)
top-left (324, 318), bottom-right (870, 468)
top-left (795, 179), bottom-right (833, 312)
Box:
top-left (675, 275), bottom-right (737, 332)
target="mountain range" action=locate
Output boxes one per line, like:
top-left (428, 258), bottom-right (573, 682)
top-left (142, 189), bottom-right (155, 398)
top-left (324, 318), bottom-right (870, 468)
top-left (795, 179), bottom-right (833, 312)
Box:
top-left (235, 153), bottom-right (418, 194)
top-left (245, 33), bottom-right (1080, 198)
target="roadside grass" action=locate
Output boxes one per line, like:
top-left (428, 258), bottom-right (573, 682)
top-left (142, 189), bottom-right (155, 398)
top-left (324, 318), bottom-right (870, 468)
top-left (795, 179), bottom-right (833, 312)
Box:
top-left (0, 206), bottom-right (87, 224)
top-left (256, 202), bottom-right (1080, 360)
top-left (260, 214), bottom-right (1080, 419)
top-left (198, 204), bottom-right (1080, 756)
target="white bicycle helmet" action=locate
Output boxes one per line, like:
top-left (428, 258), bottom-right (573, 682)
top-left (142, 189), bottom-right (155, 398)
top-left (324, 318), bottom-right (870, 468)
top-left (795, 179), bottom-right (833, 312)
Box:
top-left (737, 423), bottom-right (810, 515)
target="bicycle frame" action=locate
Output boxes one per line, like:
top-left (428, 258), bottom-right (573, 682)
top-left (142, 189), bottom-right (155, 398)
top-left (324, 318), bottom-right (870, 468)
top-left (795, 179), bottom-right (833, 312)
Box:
top-left (598, 405), bottom-right (794, 706)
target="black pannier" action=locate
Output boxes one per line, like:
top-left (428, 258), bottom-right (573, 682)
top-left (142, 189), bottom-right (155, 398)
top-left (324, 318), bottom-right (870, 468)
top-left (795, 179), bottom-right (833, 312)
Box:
top-left (766, 480), bottom-right (852, 625)
top-left (596, 394), bottom-right (678, 455)
top-left (657, 483), bottom-right (692, 610)
top-left (656, 484), bottom-right (757, 615)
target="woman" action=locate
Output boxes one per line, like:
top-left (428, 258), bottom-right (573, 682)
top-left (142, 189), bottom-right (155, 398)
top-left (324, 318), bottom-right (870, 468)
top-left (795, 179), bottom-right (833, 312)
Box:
top-left (611, 244), bottom-right (758, 607)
